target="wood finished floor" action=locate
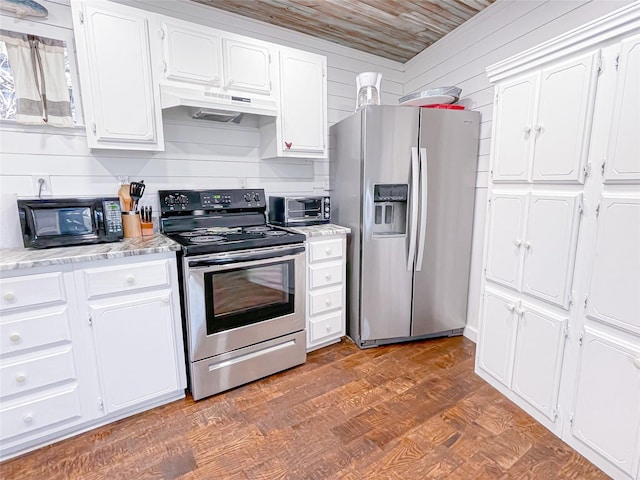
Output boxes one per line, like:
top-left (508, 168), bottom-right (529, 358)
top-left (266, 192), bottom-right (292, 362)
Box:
top-left (1, 336), bottom-right (607, 480)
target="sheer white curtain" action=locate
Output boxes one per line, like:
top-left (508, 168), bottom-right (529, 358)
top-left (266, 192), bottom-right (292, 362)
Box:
top-left (0, 30), bottom-right (73, 127)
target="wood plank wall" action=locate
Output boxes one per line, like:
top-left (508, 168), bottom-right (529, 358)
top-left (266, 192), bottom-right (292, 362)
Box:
top-left (403, 0), bottom-right (634, 340)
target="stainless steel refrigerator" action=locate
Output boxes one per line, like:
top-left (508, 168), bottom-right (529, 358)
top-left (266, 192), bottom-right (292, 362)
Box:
top-left (330, 105), bottom-right (480, 348)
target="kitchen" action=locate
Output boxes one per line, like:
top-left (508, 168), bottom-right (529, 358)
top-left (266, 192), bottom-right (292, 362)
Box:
top-left (0, 0), bottom-right (639, 478)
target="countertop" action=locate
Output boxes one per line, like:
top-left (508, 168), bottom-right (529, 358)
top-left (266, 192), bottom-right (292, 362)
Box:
top-left (286, 224), bottom-right (351, 237)
top-left (0, 234), bottom-right (181, 271)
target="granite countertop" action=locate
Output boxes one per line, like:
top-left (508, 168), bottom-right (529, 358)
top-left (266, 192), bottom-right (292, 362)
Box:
top-left (0, 234), bottom-right (181, 271)
top-left (286, 223), bottom-right (351, 237)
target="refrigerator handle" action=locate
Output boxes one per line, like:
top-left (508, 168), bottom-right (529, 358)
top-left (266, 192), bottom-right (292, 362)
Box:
top-left (416, 147), bottom-right (429, 271)
top-left (407, 147), bottom-right (420, 271)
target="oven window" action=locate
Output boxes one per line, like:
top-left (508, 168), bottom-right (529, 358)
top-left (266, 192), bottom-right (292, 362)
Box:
top-left (33, 207), bottom-right (93, 236)
top-left (286, 199), bottom-right (321, 219)
top-left (204, 260), bottom-right (295, 334)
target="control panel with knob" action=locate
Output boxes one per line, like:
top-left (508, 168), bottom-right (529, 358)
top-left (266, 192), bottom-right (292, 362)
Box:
top-left (158, 189), bottom-right (267, 213)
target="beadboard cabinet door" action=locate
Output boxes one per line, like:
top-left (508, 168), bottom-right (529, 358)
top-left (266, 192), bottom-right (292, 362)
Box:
top-left (570, 327), bottom-right (640, 480)
top-left (603, 34), bottom-right (640, 183)
top-left (585, 194), bottom-right (640, 335)
top-left (491, 74), bottom-right (538, 183)
top-left (71, 0), bottom-right (164, 150)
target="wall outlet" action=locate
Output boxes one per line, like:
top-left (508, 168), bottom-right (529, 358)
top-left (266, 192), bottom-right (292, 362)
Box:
top-left (32, 175), bottom-right (52, 197)
top-left (238, 177), bottom-right (247, 189)
top-left (323, 176), bottom-right (330, 190)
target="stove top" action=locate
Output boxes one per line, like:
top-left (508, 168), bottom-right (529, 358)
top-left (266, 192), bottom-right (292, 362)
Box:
top-left (159, 189), bottom-right (306, 256)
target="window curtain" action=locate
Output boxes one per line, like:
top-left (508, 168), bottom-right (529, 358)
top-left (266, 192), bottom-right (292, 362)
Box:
top-left (0, 30), bottom-right (73, 127)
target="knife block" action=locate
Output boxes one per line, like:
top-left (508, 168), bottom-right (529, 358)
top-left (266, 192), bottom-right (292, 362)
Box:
top-left (141, 221), bottom-right (154, 236)
top-left (122, 212), bottom-right (142, 238)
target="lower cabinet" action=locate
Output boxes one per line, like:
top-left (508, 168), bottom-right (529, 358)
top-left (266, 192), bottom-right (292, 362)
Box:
top-left (0, 252), bottom-right (186, 461)
top-left (300, 232), bottom-right (347, 351)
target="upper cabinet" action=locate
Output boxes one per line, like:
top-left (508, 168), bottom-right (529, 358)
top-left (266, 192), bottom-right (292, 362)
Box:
top-left (492, 51), bottom-right (599, 184)
top-left (222, 38), bottom-right (273, 95)
top-left (262, 47), bottom-right (327, 158)
top-left (70, 0), bottom-right (164, 151)
top-left (160, 20), bottom-right (223, 87)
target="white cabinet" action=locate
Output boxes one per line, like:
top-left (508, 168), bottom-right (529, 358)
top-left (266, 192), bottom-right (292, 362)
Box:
top-left (492, 51), bottom-right (599, 184)
top-left (477, 288), bottom-right (567, 421)
top-left (222, 38), bottom-right (273, 95)
top-left (0, 253), bottom-right (186, 461)
top-left (71, 0), bottom-right (164, 151)
top-left (0, 268), bottom-right (95, 459)
top-left (603, 34), bottom-right (640, 184)
top-left (485, 191), bottom-right (582, 308)
top-left (302, 233), bottom-right (347, 351)
top-left (478, 8), bottom-right (640, 479)
top-left (570, 327), bottom-right (640, 480)
top-left (262, 48), bottom-right (327, 158)
top-left (160, 20), bottom-right (223, 87)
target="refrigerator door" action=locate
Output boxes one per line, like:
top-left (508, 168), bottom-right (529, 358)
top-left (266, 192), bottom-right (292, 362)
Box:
top-left (360, 106), bottom-right (419, 343)
top-left (411, 108), bottom-right (480, 337)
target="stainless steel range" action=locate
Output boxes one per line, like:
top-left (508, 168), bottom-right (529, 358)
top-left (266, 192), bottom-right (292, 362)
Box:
top-left (159, 188), bottom-right (307, 401)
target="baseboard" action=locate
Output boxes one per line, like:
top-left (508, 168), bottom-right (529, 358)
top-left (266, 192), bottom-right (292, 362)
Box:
top-left (463, 325), bottom-right (477, 343)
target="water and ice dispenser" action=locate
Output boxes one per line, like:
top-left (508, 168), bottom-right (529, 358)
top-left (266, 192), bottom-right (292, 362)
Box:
top-left (372, 184), bottom-right (408, 236)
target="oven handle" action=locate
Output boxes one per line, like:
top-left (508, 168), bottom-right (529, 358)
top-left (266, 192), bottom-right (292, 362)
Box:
top-left (187, 245), bottom-right (305, 268)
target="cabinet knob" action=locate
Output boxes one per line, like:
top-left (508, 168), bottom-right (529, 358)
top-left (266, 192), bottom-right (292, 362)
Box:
top-left (9, 332), bottom-right (21, 344)
top-left (228, 79), bottom-right (235, 85)
top-left (23, 414), bottom-right (34, 424)
top-left (126, 275), bottom-right (135, 284)
top-left (523, 126), bottom-right (531, 134)
top-left (633, 358), bottom-right (640, 369)
top-left (534, 123), bottom-right (543, 132)
top-left (3, 291), bottom-right (16, 303)
top-left (506, 304), bottom-right (515, 312)
top-left (325, 248), bottom-right (332, 255)
top-left (513, 239), bottom-right (522, 247)
top-left (162, 296), bottom-right (170, 304)
top-left (325, 299), bottom-right (332, 306)
top-left (213, 75), bottom-right (219, 82)
top-left (16, 374), bottom-right (26, 384)
top-left (523, 241), bottom-right (531, 250)
top-left (515, 306), bottom-right (525, 316)
top-left (326, 325), bottom-right (332, 332)
top-left (325, 273), bottom-right (332, 281)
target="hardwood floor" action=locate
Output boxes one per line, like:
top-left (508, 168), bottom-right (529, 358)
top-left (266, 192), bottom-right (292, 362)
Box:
top-left (1, 336), bottom-right (607, 479)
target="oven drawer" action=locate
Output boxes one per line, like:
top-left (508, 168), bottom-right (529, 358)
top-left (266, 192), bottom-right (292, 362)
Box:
top-left (308, 262), bottom-right (343, 290)
top-left (309, 287), bottom-right (343, 316)
top-left (81, 260), bottom-right (171, 298)
top-left (190, 330), bottom-right (306, 401)
top-left (0, 273), bottom-right (66, 312)
top-left (0, 386), bottom-right (82, 440)
top-left (1, 347), bottom-right (76, 399)
top-left (1, 308), bottom-right (72, 357)
top-left (308, 239), bottom-right (343, 263)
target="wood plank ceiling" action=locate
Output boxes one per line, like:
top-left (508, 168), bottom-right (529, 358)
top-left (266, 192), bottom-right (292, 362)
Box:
top-left (191, 0), bottom-right (496, 62)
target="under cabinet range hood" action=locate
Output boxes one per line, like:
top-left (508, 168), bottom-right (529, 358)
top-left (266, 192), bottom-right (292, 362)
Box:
top-left (159, 84), bottom-right (278, 120)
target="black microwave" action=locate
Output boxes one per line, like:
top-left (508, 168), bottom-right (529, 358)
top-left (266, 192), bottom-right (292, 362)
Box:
top-left (18, 197), bottom-right (124, 248)
top-left (268, 196), bottom-right (330, 226)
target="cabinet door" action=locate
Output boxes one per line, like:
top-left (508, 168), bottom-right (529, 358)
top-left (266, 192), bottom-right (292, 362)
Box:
top-left (161, 21), bottom-right (222, 86)
top-left (521, 192), bottom-right (582, 308)
top-left (571, 327), bottom-right (640, 479)
top-left (222, 38), bottom-right (271, 94)
top-left (89, 290), bottom-right (180, 413)
top-left (477, 288), bottom-right (518, 387)
top-left (604, 34), bottom-right (640, 183)
top-left (586, 194), bottom-right (640, 335)
top-left (532, 51), bottom-right (599, 183)
top-left (485, 192), bottom-right (527, 290)
top-left (73, 1), bottom-right (163, 150)
top-left (279, 48), bottom-right (327, 156)
top-left (492, 74), bottom-right (538, 183)
top-left (512, 303), bottom-right (567, 421)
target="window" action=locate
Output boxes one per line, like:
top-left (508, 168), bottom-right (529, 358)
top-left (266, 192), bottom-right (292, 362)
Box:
top-left (0, 32), bottom-right (77, 124)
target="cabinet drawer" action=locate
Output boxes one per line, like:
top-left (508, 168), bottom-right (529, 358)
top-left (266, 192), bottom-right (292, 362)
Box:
top-left (309, 238), bottom-right (343, 263)
top-left (82, 260), bottom-right (170, 298)
top-left (0, 308), bottom-right (72, 357)
top-left (308, 263), bottom-right (343, 290)
top-left (1, 347), bottom-right (76, 399)
top-left (0, 386), bottom-right (82, 440)
top-left (0, 273), bottom-right (66, 312)
top-left (309, 287), bottom-right (343, 316)
top-left (309, 312), bottom-right (342, 344)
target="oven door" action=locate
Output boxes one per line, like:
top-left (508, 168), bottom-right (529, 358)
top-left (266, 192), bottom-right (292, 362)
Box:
top-left (183, 245), bottom-right (306, 361)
